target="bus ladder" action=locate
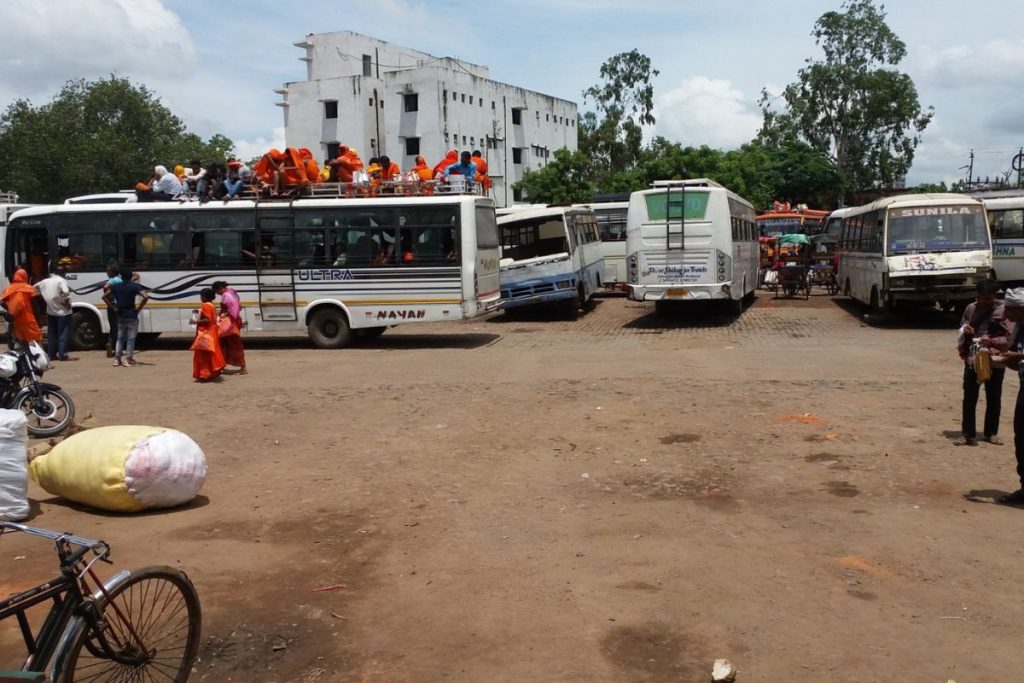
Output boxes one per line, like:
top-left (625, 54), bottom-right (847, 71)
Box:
top-left (666, 186), bottom-right (686, 251)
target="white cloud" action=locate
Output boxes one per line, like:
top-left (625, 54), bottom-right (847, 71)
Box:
top-left (0, 0), bottom-right (196, 96)
top-left (233, 127), bottom-right (287, 162)
top-left (915, 39), bottom-right (1024, 88)
top-left (653, 76), bottom-right (761, 149)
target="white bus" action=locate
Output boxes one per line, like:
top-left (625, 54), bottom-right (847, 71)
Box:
top-left (982, 195), bottom-right (1024, 284)
top-left (4, 193), bottom-right (502, 349)
top-left (822, 207), bottom-right (850, 237)
top-left (575, 200), bottom-right (629, 291)
top-left (837, 193), bottom-right (991, 312)
top-left (625, 179), bottom-right (758, 314)
top-left (497, 206), bottom-right (604, 318)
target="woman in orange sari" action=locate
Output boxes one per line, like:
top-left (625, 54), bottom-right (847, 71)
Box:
top-left (192, 288), bottom-right (225, 382)
top-left (1, 269), bottom-right (42, 343)
top-left (410, 155), bottom-right (433, 181)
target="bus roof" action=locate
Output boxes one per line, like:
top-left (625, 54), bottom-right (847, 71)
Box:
top-left (980, 195), bottom-right (1024, 210)
top-left (496, 205), bottom-right (592, 224)
top-left (649, 178), bottom-right (725, 189)
top-left (10, 194), bottom-right (490, 221)
top-left (848, 193), bottom-right (982, 214)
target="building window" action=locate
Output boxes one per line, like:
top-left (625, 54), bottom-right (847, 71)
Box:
top-left (453, 91), bottom-right (458, 101)
top-left (479, 99), bottom-right (483, 108)
top-left (491, 101), bottom-right (496, 110)
top-left (536, 111), bottom-right (540, 120)
top-left (404, 93), bottom-right (418, 112)
top-left (362, 54), bottom-right (372, 77)
top-left (379, 99), bottom-right (384, 108)
top-left (513, 187), bottom-right (523, 202)
top-left (512, 148), bottom-right (523, 164)
top-left (405, 137), bottom-right (420, 156)
top-left (462, 135), bottom-right (467, 145)
top-left (469, 95), bottom-right (474, 104)
top-left (546, 114), bottom-right (549, 122)
top-left (511, 108), bottom-right (522, 125)
top-left (327, 142), bottom-right (340, 160)
top-left (461, 94), bottom-right (465, 103)
top-left (324, 100), bottom-right (338, 119)
top-left (368, 97), bottom-right (374, 107)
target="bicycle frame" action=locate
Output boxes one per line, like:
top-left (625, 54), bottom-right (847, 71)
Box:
top-left (0, 522), bottom-right (116, 676)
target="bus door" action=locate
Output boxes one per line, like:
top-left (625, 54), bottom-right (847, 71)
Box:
top-left (255, 210), bottom-right (298, 322)
top-left (665, 187), bottom-right (685, 251)
top-left (7, 216), bottom-right (49, 284)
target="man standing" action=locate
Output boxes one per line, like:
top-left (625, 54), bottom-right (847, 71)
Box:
top-left (957, 279), bottom-right (1011, 445)
top-left (35, 266), bottom-right (74, 361)
top-left (103, 268), bottom-right (148, 367)
top-left (993, 289), bottom-right (1024, 504)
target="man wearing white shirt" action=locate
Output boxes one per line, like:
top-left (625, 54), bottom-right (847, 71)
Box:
top-left (35, 266), bottom-right (75, 361)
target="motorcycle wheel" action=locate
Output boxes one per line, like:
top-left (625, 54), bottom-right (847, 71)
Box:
top-left (17, 387), bottom-right (75, 438)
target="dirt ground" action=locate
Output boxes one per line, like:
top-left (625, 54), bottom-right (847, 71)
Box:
top-left (2, 290), bottom-right (1023, 682)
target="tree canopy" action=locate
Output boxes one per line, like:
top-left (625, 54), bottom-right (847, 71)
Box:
top-left (0, 77), bottom-right (233, 203)
top-left (759, 0), bottom-right (932, 203)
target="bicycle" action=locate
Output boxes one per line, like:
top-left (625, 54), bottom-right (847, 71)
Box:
top-left (0, 521), bottom-right (201, 682)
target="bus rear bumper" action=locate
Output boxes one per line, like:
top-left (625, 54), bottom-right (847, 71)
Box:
top-left (627, 283), bottom-right (733, 302)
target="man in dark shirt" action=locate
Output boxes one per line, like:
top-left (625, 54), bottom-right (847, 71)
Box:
top-left (958, 279), bottom-right (1012, 446)
top-left (102, 268), bottom-right (148, 367)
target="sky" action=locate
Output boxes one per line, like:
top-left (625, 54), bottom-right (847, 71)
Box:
top-left (1, 0), bottom-right (1022, 187)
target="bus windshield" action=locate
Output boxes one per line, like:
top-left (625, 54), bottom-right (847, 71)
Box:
top-left (886, 205), bottom-right (989, 254)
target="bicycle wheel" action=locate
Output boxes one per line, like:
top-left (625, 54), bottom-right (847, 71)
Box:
top-left (57, 566), bottom-right (201, 683)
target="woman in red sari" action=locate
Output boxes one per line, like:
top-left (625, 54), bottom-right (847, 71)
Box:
top-left (213, 281), bottom-right (246, 374)
top-left (1, 269), bottom-right (42, 343)
top-left (192, 288), bottom-right (225, 382)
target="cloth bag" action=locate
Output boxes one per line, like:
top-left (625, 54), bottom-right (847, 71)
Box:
top-left (30, 425), bottom-right (207, 512)
top-left (0, 409), bottom-right (29, 521)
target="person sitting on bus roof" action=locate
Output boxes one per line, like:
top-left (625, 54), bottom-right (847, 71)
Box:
top-left (366, 158), bottom-right (383, 185)
top-left (136, 165), bottom-right (182, 202)
top-left (471, 151), bottom-right (491, 190)
top-left (379, 155), bottom-right (400, 182)
top-left (183, 160), bottom-right (208, 198)
top-left (444, 151), bottom-right (478, 183)
top-left (433, 149), bottom-right (458, 178)
top-left (410, 155), bottom-right (433, 181)
top-left (223, 159), bottom-right (248, 200)
top-left (333, 146), bottom-right (363, 183)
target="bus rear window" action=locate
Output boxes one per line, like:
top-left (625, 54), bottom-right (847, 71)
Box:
top-left (644, 192), bottom-right (709, 221)
top-left (475, 206), bottom-right (499, 249)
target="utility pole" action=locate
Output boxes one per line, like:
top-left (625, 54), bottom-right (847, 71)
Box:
top-left (967, 149), bottom-right (975, 190)
top-left (1013, 147), bottom-right (1024, 188)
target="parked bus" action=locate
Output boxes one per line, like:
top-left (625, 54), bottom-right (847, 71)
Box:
top-left (575, 199), bottom-right (629, 291)
top-left (822, 207), bottom-right (850, 237)
top-left (625, 179), bottom-right (758, 314)
top-left (981, 194), bottom-right (1024, 284)
top-left (757, 207), bottom-right (829, 237)
top-left (837, 193), bottom-right (991, 312)
top-left (3, 193), bottom-right (501, 349)
top-left (497, 206), bottom-right (604, 318)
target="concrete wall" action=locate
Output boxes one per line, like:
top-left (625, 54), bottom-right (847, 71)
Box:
top-left (279, 31), bottom-right (577, 207)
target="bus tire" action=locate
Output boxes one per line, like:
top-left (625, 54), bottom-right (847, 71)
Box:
top-left (562, 295), bottom-right (580, 320)
top-left (70, 310), bottom-right (103, 351)
top-left (844, 278), bottom-right (852, 297)
top-left (727, 296), bottom-right (743, 316)
top-left (580, 284), bottom-right (595, 312)
top-left (869, 287), bottom-right (883, 315)
top-left (308, 307), bottom-right (352, 349)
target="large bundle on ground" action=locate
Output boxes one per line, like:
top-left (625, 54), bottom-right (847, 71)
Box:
top-left (0, 409), bottom-right (28, 521)
top-left (29, 426), bottom-right (207, 512)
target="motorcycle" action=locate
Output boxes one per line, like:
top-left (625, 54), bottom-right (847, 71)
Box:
top-left (0, 315), bottom-right (75, 438)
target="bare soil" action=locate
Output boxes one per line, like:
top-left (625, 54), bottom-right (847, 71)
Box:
top-left (2, 291), bottom-right (1022, 682)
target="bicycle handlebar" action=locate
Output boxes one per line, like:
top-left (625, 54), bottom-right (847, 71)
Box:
top-left (1, 521), bottom-right (108, 556)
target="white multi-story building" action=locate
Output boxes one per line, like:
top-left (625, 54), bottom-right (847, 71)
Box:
top-left (276, 31), bottom-right (578, 206)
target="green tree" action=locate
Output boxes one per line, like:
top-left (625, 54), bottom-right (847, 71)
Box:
top-left (514, 148), bottom-right (596, 204)
top-left (581, 50), bottom-right (659, 190)
top-left (759, 0), bottom-right (932, 203)
top-left (0, 77), bottom-right (234, 203)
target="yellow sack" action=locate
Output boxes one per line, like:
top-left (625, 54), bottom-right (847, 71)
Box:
top-left (29, 425), bottom-right (207, 513)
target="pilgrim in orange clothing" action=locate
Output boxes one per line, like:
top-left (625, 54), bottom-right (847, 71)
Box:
top-left (332, 146), bottom-right (364, 183)
top-left (432, 150), bottom-right (458, 177)
top-left (471, 150), bottom-right (492, 190)
top-left (192, 288), bottom-right (226, 382)
top-left (378, 155), bottom-right (401, 181)
top-left (1, 269), bottom-right (42, 343)
top-left (410, 155), bottom-right (433, 181)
